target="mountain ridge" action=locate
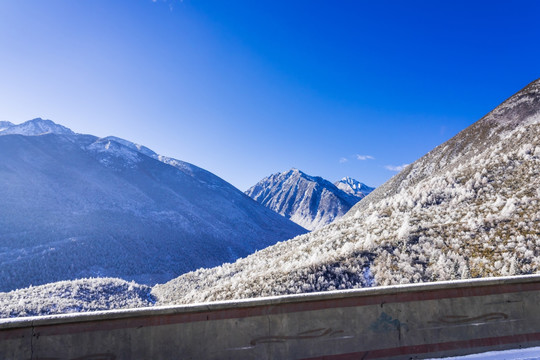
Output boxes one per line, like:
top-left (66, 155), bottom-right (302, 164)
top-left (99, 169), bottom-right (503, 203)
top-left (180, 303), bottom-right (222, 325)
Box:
top-left (334, 177), bottom-right (374, 199)
top-left (0, 120), bottom-right (307, 291)
top-left (154, 78), bottom-right (540, 305)
top-left (3, 79), bottom-right (540, 318)
top-left (0, 118), bottom-right (74, 136)
top-left (351, 78), bottom-right (540, 216)
top-left (245, 168), bottom-right (368, 230)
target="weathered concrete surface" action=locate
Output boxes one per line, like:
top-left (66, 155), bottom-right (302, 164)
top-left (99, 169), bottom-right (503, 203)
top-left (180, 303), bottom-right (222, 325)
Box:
top-left (2, 275), bottom-right (540, 359)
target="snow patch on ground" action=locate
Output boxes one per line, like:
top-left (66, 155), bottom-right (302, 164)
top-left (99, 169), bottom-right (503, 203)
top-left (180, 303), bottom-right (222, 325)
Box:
top-left (429, 346), bottom-right (540, 359)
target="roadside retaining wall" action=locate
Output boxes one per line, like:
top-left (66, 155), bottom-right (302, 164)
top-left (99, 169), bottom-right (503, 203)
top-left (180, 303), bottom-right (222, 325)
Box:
top-left (2, 275), bottom-right (540, 359)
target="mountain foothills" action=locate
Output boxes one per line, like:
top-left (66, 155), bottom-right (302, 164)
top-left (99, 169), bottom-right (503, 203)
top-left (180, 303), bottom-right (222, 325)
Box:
top-left (246, 169), bottom-right (374, 230)
top-left (153, 78), bottom-right (540, 305)
top-left (0, 119), bottom-right (307, 292)
top-left (0, 278), bottom-right (154, 318)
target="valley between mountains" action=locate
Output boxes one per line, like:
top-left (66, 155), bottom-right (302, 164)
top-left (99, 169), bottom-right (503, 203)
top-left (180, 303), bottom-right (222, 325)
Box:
top-left (1, 78), bottom-right (540, 318)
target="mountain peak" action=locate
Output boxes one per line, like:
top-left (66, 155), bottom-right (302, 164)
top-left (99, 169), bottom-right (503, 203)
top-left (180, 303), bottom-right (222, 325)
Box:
top-left (335, 177), bottom-right (374, 199)
top-left (0, 118), bottom-right (74, 136)
top-left (0, 121), bottom-right (14, 130)
top-left (478, 78), bottom-right (540, 128)
top-left (246, 169), bottom-right (370, 230)
top-left (283, 168), bottom-right (325, 184)
top-left (0, 124), bottom-right (307, 292)
top-left (285, 167), bottom-right (303, 176)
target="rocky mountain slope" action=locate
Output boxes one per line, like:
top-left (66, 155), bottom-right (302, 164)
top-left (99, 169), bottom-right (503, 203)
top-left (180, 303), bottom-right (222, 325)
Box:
top-left (334, 177), bottom-right (374, 199)
top-left (245, 169), bottom-right (368, 230)
top-left (0, 119), bottom-right (307, 292)
top-left (154, 78), bottom-right (540, 305)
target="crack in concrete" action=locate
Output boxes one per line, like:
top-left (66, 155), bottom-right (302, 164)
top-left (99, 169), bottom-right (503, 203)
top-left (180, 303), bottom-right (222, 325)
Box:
top-left (30, 321), bottom-right (35, 360)
top-left (266, 314), bottom-right (271, 360)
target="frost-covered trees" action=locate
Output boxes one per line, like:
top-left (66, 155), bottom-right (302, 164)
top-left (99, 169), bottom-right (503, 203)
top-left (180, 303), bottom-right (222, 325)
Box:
top-left (0, 278), bottom-right (155, 318)
top-left (154, 79), bottom-right (540, 306)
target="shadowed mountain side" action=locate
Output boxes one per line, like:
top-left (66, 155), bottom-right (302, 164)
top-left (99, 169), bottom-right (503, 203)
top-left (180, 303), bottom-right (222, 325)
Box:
top-left (0, 129), bottom-right (307, 291)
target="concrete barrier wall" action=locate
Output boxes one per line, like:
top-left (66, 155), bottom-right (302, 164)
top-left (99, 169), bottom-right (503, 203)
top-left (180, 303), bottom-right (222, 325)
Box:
top-left (3, 275), bottom-right (540, 359)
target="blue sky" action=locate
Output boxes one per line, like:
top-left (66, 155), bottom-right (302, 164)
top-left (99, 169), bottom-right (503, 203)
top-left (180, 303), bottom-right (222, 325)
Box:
top-left (0, 1), bottom-right (538, 190)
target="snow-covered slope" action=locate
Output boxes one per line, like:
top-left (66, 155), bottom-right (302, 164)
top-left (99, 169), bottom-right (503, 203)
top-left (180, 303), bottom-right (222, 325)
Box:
top-left (0, 119), bottom-right (307, 292)
top-left (0, 118), bottom-right (74, 136)
top-left (0, 278), bottom-right (154, 318)
top-left (334, 177), bottom-right (374, 199)
top-left (0, 121), bottom-right (14, 131)
top-left (154, 78), bottom-right (540, 305)
top-left (245, 169), bottom-right (363, 230)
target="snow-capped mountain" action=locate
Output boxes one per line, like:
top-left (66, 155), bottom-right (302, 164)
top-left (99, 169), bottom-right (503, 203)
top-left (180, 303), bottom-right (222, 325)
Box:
top-left (154, 78), bottom-right (540, 305)
top-left (245, 169), bottom-right (365, 230)
top-left (0, 121), bottom-right (14, 131)
top-left (0, 119), bottom-right (307, 292)
top-left (334, 177), bottom-right (374, 199)
top-left (0, 118), bottom-right (74, 136)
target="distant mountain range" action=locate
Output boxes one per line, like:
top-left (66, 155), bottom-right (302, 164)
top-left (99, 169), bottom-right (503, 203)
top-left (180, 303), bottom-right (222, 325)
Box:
top-left (0, 119), bottom-right (307, 292)
top-left (245, 169), bottom-right (374, 230)
top-left (154, 78), bottom-right (540, 305)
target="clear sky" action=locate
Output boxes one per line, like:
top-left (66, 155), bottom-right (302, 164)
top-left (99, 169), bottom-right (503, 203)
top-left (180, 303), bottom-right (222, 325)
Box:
top-left (0, 1), bottom-right (538, 190)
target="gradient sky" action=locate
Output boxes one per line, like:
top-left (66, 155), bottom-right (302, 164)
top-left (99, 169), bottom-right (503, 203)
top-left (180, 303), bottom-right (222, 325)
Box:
top-left (0, 1), bottom-right (539, 190)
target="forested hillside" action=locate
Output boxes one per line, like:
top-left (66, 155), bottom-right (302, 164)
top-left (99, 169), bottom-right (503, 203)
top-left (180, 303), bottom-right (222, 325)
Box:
top-left (154, 79), bottom-right (540, 305)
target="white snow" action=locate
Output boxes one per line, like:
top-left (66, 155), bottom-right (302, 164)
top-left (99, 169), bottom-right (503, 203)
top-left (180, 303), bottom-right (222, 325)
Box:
top-left (429, 346), bottom-right (540, 359)
top-left (0, 118), bottom-right (74, 136)
top-left (86, 138), bottom-right (142, 167)
top-left (0, 278), bottom-right (155, 318)
top-left (335, 176), bottom-right (375, 198)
